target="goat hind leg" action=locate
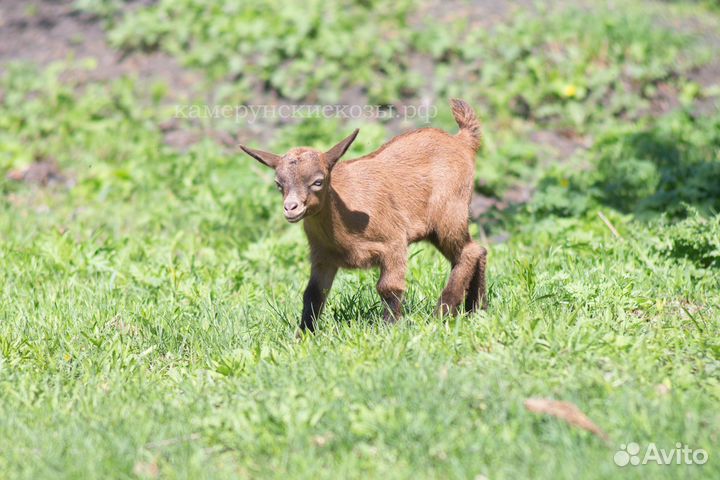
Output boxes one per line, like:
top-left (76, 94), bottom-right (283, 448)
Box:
top-left (436, 242), bottom-right (483, 316)
top-left (464, 245), bottom-right (488, 312)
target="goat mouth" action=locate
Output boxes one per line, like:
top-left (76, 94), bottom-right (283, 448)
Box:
top-left (285, 211), bottom-right (306, 223)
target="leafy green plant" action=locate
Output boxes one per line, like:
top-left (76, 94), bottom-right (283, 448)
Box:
top-left (593, 111), bottom-right (720, 217)
top-left (0, 63), bottom-right (279, 251)
top-left (103, 0), bottom-right (424, 103)
top-left (529, 110), bottom-right (720, 219)
top-left (269, 115), bottom-right (389, 157)
top-left (430, 7), bottom-right (707, 131)
top-left (79, 0), bottom-right (710, 135)
top-left (655, 208), bottom-right (720, 269)
top-left (529, 170), bottom-right (595, 218)
top-left (73, 0), bottom-right (124, 20)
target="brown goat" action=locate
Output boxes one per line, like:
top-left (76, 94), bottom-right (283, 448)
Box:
top-left (240, 99), bottom-right (487, 331)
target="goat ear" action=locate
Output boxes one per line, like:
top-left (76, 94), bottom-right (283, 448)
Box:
top-left (239, 145), bottom-right (282, 169)
top-left (325, 129), bottom-right (359, 167)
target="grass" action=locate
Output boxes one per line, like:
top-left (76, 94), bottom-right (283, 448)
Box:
top-left (2, 0), bottom-right (720, 478)
top-left (2, 193), bottom-right (718, 478)
top-left (430, 3), bottom-right (710, 131)
top-left (101, 0), bottom-right (424, 103)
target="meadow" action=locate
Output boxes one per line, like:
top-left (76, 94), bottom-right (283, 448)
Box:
top-left (0, 0), bottom-right (719, 478)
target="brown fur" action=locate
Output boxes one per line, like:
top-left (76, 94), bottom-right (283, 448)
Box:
top-left (239, 99), bottom-right (487, 331)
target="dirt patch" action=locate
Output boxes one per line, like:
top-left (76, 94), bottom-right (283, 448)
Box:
top-left (415, 0), bottom-right (541, 30)
top-left (654, 7), bottom-right (720, 116)
top-left (0, 0), bottom-right (200, 98)
top-left (530, 129), bottom-right (591, 161)
top-left (0, 0), bottom-right (212, 151)
top-left (691, 62), bottom-right (720, 116)
top-left (470, 184), bottom-right (534, 219)
top-left (7, 159), bottom-right (69, 187)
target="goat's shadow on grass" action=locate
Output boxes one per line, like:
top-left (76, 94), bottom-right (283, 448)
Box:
top-left (325, 284), bottom-right (385, 327)
top-left (323, 284), bottom-right (415, 327)
top-left (324, 282), bottom-right (490, 329)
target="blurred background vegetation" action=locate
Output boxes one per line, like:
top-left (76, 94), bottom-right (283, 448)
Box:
top-left (4, 0), bottom-right (719, 217)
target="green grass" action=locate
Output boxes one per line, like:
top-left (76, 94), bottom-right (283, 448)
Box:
top-left (101, 0), bottom-right (424, 103)
top-left (2, 194), bottom-right (718, 478)
top-left (88, 1), bottom-right (713, 129)
top-left (431, 4), bottom-right (711, 131)
top-left (529, 110), bottom-right (720, 219)
top-left (2, 0), bottom-right (720, 478)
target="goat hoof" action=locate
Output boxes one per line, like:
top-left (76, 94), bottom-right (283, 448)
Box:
top-left (435, 303), bottom-right (460, 317)
top-left (295, 325), bottom-right (314, 339)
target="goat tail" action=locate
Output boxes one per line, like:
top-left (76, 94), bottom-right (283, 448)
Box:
top-left (450, 98), bottom-right (482, 151)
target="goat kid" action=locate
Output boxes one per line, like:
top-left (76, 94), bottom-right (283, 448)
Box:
top-left (240, 99), bottom-right (487, 331)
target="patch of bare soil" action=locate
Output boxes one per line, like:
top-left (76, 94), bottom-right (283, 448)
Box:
top-left (653, 8), bottom-right (720, 116)
top-left (6, 158), bottom-right (70, 187)
top-left (470, 184), bottom-right (534, 219)
top-left (0, 0), bottom-right (200, 97)
top-left (0, 0), bottom-right (208, 150)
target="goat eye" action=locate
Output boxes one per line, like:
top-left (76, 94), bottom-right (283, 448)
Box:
top-left (274, 181), bottom-right (283, 191)
top-left (312, 179), bottom-right (323, 187)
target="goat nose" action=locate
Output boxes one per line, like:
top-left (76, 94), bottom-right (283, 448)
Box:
top-left (284, 201), bottom-right (299, 212)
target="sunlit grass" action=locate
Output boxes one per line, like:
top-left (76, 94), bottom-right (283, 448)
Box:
top-left (1, 1), bottom-right (720, 477)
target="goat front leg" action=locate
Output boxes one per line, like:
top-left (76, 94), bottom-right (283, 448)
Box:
top-left (377, 250), bottom-right (407, 323)
top-left (300, 263), bottom-right (338, 332)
